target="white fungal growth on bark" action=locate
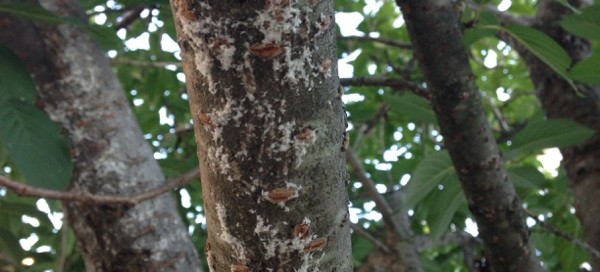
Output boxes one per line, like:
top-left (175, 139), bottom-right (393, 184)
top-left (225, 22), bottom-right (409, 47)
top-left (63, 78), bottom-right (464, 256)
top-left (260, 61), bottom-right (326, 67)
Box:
top-left (179, 16), bottom-right (216, 94)
top-left (254, 0), bottom-right (303, 43)
top-left (178, 2), bottom-right (239, 94)
top-left (216, 203), bottom-right (247, 261)
top-left (249, 0), bottom-right (315, 86)
top-left (95, 143), bottom-right (127, 178)
top-left (271, 121), bottom-right (295, 152)
top-left (207, 146), bottom-right (231, 176)
top-left (208, 98), bottom-right (245, 142)
top-left (216, 37), bottom-right (236, 70)
top-left (274, 45), bottom-right (314, 85)
top-left (253, 215), bottom-right (318, 261)
top-left (293, 127), bottom-right (317, 167)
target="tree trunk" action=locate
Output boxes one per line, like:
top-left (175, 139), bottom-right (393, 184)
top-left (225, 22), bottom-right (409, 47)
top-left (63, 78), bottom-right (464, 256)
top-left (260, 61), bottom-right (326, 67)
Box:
top-left (507, 0), bottom-right (600, 269)
top-left (170, 0), bottom-right (353, 271)
top-left (0, 0), bottom-right (202, 271)
top-left (395, 0), bottom-right (542, 271)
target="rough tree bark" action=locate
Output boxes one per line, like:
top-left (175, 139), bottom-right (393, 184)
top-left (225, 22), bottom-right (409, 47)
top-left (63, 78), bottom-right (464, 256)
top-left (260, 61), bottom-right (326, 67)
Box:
top-left (502, 0), bottom-right (600, 269)
top-left (170, 0), bottom-right (353, 271)
top-left (395, 0), bottom-right (543, 271)
top-left (0, 0), bottom-right (202, 271)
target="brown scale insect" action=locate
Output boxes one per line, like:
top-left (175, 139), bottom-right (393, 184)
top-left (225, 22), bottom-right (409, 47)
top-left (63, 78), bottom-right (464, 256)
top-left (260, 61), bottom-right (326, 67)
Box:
top-left (304, 237), bottom-right (327, 252)
top-left (319, 15), bottom-right (332, 30)
top-left (231, 264), bottom-right (250, 272)
top-left (296, 126), bottom-right (315, 142)
top-left (250, 43), bottom-right (285, 59)
top-left (195, 112), bottom-right (214, 129)
top-left (293, 223), bottom-right (311, 239)
top-left (266, 187), bottom-right (298, 203)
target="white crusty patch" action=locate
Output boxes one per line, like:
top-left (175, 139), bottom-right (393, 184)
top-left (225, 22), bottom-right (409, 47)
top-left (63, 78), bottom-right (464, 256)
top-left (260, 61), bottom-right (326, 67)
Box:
top-left (216, 203), bottom-right (247, 261)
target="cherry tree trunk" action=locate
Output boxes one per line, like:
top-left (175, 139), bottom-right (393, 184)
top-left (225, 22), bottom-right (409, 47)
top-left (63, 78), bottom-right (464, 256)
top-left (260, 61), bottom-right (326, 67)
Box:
top-left (0, 0), bottom-right (202, 270)
top-left (170, 0), bottom-right (353, 271)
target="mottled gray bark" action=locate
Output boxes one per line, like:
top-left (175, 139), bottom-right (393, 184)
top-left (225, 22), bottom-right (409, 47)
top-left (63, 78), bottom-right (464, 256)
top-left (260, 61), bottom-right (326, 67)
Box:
top-left (503, 0), bottom-right (600, 269)
top-left (0, 0), bottom-right (202, 271)
top-left (395, 0), bottom-right (542, 271)
top-left (170, 0), bottom-right (352, 271)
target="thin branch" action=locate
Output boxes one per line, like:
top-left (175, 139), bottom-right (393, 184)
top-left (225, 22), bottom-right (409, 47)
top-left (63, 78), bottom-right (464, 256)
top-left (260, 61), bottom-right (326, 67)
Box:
top-left (174, 124), bottom-right (194, 134)
top-left (56, 225), bottom-right (68, 272)
top-left (339, 35), bottom-right (412, 49)
top-left (350, 223), bottom-right (391, 253)
top-left (87, 7), bottom-right (126, 17)
top-left (490, 103), bottom-right (510, 133)
top-left (111, 59), bottom-right (182, 68)
top-left (525, 209), bottom-right (600, 259)
top-left (340, 76), bottom-right (429, 99)
top-left (0, 167), bottom-right (200, 204)
top-left (114, 6), bottom-right (146, 30)
top-left (346, 149), bottom-right (408, 239)
top-left (414, 231), bottom-right (479, 252)
top-left (495, 122), bottom-right (526, 143)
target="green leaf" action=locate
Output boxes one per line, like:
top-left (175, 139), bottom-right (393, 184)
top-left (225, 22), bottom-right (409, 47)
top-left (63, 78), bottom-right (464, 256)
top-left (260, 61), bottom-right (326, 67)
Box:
top-left (507, 118), bottom-right (594, 158)
top-left (560, 5), bottom-right (600, 40)
top-left (503, 24), bottom-right (572, 82)
top-left (0, 200), bottom-right (53, 228)
top-left (463, 12), bottom-right (501, 45)
top-left (464, 26), bottom-right (497, 45)
top-left (0, 45), bottom-right (38, 103)
top-left (352, 235), bottom-right (376, 267)
top-left (0, 99), bottom-right (72, 190)
top-left (0, 3), bottom-right (120, 50)
top-left (0, 227), bottom-right (23, 264)
top-left (0, 3), bottom-right (67, 25)
top-left (553, 0), bottom-right (581, 14)
top-left (567, 54), bottom-right (600, 84)
top-left (405, 151), bottom-right (455, 208)
top-left (426, 174), bottom-right (464, 241)
top-left (388, 93), bottom-right (437, 124)
top-left (508, 165), bottom-right (546, 189)
top-left (555, 219), bottom-right (588, 270)
top-left (83, 25), bottom-right (122, 50)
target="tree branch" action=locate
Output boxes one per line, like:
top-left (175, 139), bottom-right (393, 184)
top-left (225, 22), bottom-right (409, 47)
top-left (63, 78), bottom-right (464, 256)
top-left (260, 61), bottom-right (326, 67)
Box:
top-left (340, 76), bottom-right (428, 98)
top-left (0, 167), bottom-right (200, 204)
top-left (346, 149), bottom-right (411, 240)
top-left (114, 5), bottom-right (146, 30)
top-left (525, 209), bottom-right (600, 259)
top-left (56, 225), bottom-right (69, 272)
top-left (414, 231), bottom-right (478, 252)
top-left (347, 149), bottom-right (422, 269)
top-left (396, 0), bottom-right (542, 270)
top-left (350, 223), bottom-right (391, 253)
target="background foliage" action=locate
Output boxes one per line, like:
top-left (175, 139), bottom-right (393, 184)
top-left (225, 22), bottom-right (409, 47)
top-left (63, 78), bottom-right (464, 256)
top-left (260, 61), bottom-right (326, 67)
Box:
top-left (1, 0), bottom-right (599, 270)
